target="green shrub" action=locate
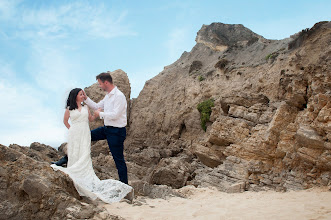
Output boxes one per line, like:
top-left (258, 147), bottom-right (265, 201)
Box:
top-left (198, 75), bottom-right (205, 81)
top-left (197, 98), bottom-right (214, 131)
top-left (265, 53), bottom-right (273, 60)
top-left (266, 52), bottom-right (279, 61)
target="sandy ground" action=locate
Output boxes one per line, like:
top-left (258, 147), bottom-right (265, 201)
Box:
top-left (103, 186), bottom-right (331, 220)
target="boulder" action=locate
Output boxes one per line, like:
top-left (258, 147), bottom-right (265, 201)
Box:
top-left (149, 157), bottom-right (192, 189)
top-left (0, 144), bottom-right (113, 219)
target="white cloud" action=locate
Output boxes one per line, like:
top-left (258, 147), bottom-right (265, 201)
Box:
top-left (3, 1), bottom-right (136, 40)
top-left (0, 78), bottom-right (67, 148)
top-left (0, 60), bottom-right (16, 78)
top-left (0, 50), bottom-right (83, 148)
top-left (0, 0), bottom-right (22, 20)
top-left (26, 43), bottom-right (81, 92)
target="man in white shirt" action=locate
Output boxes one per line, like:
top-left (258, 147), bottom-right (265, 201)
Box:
top-left (83, 72), bottom-right (129, 184)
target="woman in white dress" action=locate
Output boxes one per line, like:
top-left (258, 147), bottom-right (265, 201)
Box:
top-left (51, 88), bottom-right (132, 203)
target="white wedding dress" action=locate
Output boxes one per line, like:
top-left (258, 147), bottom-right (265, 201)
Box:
top-left (51, 105), bottom-right (132, 203)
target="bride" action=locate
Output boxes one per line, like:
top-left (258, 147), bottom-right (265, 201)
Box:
top-left (51, 88), bottom-right (132, 203)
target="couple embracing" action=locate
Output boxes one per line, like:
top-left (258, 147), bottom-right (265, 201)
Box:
top-left (51, 72), bottom-right (133, 203)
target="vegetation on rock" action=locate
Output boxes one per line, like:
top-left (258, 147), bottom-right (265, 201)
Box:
top-left (197, 98), bottom-right (215, 131)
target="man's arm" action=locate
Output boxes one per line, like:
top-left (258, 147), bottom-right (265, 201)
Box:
top-left (82, 90), bottom-right (104, 110)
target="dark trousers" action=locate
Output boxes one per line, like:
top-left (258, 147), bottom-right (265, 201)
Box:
top-left (91, 126), bottom-right (128, 184)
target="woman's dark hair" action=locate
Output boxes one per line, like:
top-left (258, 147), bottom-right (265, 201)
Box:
top-left (96, 72), bottom-right (113, 83)
top-left (66, 88), bottom-right (82, 110)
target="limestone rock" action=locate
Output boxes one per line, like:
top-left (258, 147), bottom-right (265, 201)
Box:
top-left (149, 157), bottom-right (193, 189)
top-left (192, 144), bottom-right (223, 168)
top-left (126, 21), bottom-right (331, 192)
top-left (196, 23), bottom-right (262, 51)
top-left (0, 144), bottom-right (114, 219)
top-left (9, 142), bottom-right (61, 163)
top-left (295, 125), bottom-right (325, 149)
top-left (130, 180), bottom-right (182, 199)
top-left (227, 182), bottom-right (246, 193)
top-left (207, 115), bottom-right (251, 146)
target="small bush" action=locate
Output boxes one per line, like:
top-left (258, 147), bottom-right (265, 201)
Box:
top-left (265, 52), bottom-right (279, 61)
top-left (197, 99), bottom-right (215, 131)
top-left (198, 75), bottom-right (205, 81)
top-left (265, 53), bottom-right (273, 60)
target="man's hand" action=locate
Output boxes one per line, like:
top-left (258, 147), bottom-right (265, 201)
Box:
top-left (94, 108), bottom-right (103, 117)
top-left (82, 90), bottom-right (88, 100)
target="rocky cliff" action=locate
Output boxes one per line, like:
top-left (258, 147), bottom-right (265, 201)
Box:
top-left (0, 143), bottom-right (118, 219)
top-left (125, 21), bottom-right (331, 192)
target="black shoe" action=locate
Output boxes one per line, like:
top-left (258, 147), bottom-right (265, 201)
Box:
top-left (51, 155), bottom-right (68, 166)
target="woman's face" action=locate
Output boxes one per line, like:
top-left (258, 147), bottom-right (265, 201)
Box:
top-left (76, 90), bottom-right (85, 103)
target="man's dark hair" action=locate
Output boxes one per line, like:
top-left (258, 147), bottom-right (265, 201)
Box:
top-left (96, 72), bottom-right (113, 83)
top-left (66, 88), bottom-right (82, 110)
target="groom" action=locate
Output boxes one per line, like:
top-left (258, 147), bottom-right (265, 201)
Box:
top-left (83, 72), bottom-right (129, 184)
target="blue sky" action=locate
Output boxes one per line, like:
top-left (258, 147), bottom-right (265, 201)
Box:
top-left (0, 0), bottom-right (330, 148)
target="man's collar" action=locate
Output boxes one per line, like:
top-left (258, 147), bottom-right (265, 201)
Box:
top-left (107, 86), bottom-right (117, 96)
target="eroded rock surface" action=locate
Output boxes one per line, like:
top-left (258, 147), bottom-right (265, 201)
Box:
top-left (0, 144), bottom-right (117, 220)
top-left (124, 21), bottom-right (331, 191)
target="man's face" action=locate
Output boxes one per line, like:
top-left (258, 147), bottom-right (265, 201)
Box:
top-left (97, 79), bottom-right (107, 91)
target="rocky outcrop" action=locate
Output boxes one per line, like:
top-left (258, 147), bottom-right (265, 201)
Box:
top-left (196, 23), bottom-right (261, 51)
top-left (0, 142), bottom-right (187, 219)
top-left (125, 21), bottom-right (331, 191)
top-left (0, 144), bottom-right (117, 220)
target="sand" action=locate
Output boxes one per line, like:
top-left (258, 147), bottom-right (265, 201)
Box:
top-left (103, 186), bottom-right (331, 220)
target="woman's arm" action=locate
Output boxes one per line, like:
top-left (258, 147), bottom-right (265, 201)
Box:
top-left (88, 106), bottom-right (97, 122)
top-left (63, 108), bottom-right (70, 129)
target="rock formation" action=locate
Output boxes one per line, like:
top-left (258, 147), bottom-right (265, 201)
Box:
top-left (124, 21), bottom-right (331, 192)
top-left (0, 143), bottom-right (118, 220)
top-left (0, 142), bottom-right (182, 219)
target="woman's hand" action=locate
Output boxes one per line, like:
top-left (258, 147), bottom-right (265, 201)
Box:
top-left (88, 107), bottom-right (96, 122)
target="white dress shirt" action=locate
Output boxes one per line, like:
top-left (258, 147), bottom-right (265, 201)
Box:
top-left (85, 87), bottom-right (127, 128)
